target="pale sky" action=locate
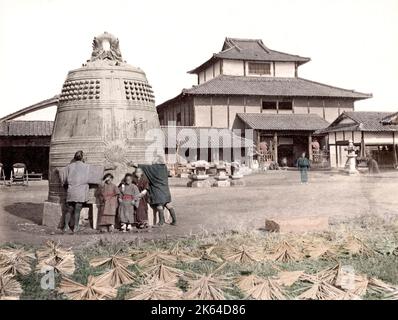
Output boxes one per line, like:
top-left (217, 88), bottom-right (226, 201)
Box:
top-left (0, 0), bottom-right (397, 119)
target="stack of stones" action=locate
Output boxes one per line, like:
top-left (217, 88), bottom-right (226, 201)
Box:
top-left (212, 163), bottom-right (230, 187)
top-left (187, 160), bottom-right (211, 188)
top-left (230, 161), bottom-right (245, 186)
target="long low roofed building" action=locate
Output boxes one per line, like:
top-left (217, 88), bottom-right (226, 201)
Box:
top-left (318, 111), bottom-right (398, 168)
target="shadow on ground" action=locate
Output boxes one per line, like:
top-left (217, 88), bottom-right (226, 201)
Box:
top-left (4, 202), bottom-right (43, 225)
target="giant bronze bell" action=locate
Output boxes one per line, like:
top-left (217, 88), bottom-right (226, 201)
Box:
top-left (42, 32), bottom-right (163, 226)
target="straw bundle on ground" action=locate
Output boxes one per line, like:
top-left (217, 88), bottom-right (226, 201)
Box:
top-left (367, 277), bottom-right (396, 295)
top-left (184, 266), bottom-right (231, 301)
top-left (36, 241), bottom-right (75, 276)
top-left (276, 270), bottom-right (305, 287)
top-left (143, 264), bottom-right (185, 283)
top-left (244, 277), bottom-right (287, 300)
top-left (341, 236), bottom-right (375, 257)
top-left (89, 252), bottom-right (133, 269)
top-left (133, 249), bottom-right (178, 267)
top-left (0, 275), bottom-right (23, 300)
top-left (126, 279), bottom-right (183, 300)
top-left (317, 265), bottom-right (394, 298)
top-left (95, 265), bottom-right (136, 288)
top-left (305, 243), bottom-right (338, 260)
top-left (58, 275), bottom-right (117, 300)
top-left (266, 241), bottom-right (302, 263)
top-left (236, 274), bottom-right (286, 300)
top-left (316, 264), bottom-right (341, 284)
top-left (296, 276), bottom-right (347, 300)
top-left (385, 289), bottom-right (398, 300)
top-left (169, 242), bottom-right (198, 263)
top-left (36, 240), bottom-right (73, 261)
top-left (235, 274), bottom-right (263, 292)
top-left (221, 245), bottom-right (261, 264)
top-left (0, 248), bottom-right (35, 277)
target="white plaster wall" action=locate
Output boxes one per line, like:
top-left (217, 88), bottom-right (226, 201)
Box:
top-left (228, 105), bottom-right (245, 128)
top-left (199, 71), bottom-right (205, 84)
top-left (245, 106), bottom-right (261, 113)
top-left (222, 59), bottom-right (244, 76)
top-left (274, 62), bottom-right (295, 77)
top-left (309, 107), bottom-right (324, 118)
top-left (337, 145), bottom-right (348, 168)
top-left (336, 132), bottom-right (344, 141)
top-left (212, 105), bottom-right (228, 128)
top-left (205, 65), bottom-right (214, 82)
top-left (353, 131), bottom-right (362, 144)
top-left (344, 131), bottom-right (354, 141)
top-left (261, 109), bottom-right (278, 114)
top-left (329, 146), bottom-right (337, 168)
top-left (214, 60), bottom-right (221, 77)
top-left (324, 108), bottom-right (340, 123)
top-left (294, 106), bottom-right (308, 114)
top-left (364, 132), bottom-right (394, 144)
top-left (278, 109), bottom-right (293, 114)
top-left (339, 107), bottom-right (354, 114)
top-left (194, 105), bottom-right (212, 126)
top-left (328, 133), bottom-right (336, 144)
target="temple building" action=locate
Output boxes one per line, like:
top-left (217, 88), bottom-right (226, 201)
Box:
top-left (319, 111), bottom-right (398, 169)
top-left (157, 37), bottom-right (372, 166)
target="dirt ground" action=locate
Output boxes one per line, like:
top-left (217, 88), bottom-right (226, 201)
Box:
top-left (0, 170), bottom-right (397, 248)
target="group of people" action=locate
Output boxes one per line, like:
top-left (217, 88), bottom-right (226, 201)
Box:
top-left (59, 150), bottom-right (177, 233)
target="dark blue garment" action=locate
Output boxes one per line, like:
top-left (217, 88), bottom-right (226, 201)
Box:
top-left (138, 164), bottom-right (172, 205)
top-left (296, 157), bottom-right (310, 183)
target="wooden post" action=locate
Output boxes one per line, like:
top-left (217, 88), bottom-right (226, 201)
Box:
top-left (360, 132), bottom-right (366, 157)
top-left (393, 132), bottom-right (398, 168)
top-left (308, 134), bottom-right (313, 161)
top-left (273, 132), bottom-right (278, 163)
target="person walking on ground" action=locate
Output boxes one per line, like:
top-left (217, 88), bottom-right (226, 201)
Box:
top-left (296, 152), bottom-right (311, 184)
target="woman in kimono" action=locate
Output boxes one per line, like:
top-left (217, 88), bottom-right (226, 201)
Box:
top-left (118, 173), bottom-right (140, 232)
top-left (133, 167), bottom-right (150, 229)
top-left (98, 173), bottom-right (119, 232)
top-left (296, 152), bottom-right (311, 184)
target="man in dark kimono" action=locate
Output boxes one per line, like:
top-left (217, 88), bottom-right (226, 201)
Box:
top-left (296, 152), bottom-right (311, 184)
top-left (131, 160), bottom-right (177, 226)
top-left (58, 150), bottom-right (104, 233)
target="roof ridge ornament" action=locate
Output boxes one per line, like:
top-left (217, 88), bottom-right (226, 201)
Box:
top-left (90, 32), bottom-right (123, 63)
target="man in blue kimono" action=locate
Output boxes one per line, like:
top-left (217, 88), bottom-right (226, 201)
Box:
top-left (296, 152), bottom-right (311, 184)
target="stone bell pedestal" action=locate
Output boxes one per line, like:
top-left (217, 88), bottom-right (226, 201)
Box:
top-left (42, 200), bottom-right (101, 229)
top-left (42, 201), bottom-right (63, 228)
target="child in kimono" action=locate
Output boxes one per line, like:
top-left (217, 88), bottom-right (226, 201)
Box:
top-left (133, 167), bottom-right (150, 229)
top-left (98, 173), bottom-right (119, 232)
top-left (118, 173), bottom-right (140, 232)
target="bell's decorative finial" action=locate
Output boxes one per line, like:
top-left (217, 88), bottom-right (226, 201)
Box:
top-left (90, 31), bottom-right (123, 62)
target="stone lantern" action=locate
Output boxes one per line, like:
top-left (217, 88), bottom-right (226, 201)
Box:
top-left (230, 161), bottom-right (245, 186)
top-left (212, 163), bottom-right (230, 187)
top-left (345, 140), bottom-right (359, 175)
top-left (187, 160), bottom-right (211, 188)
